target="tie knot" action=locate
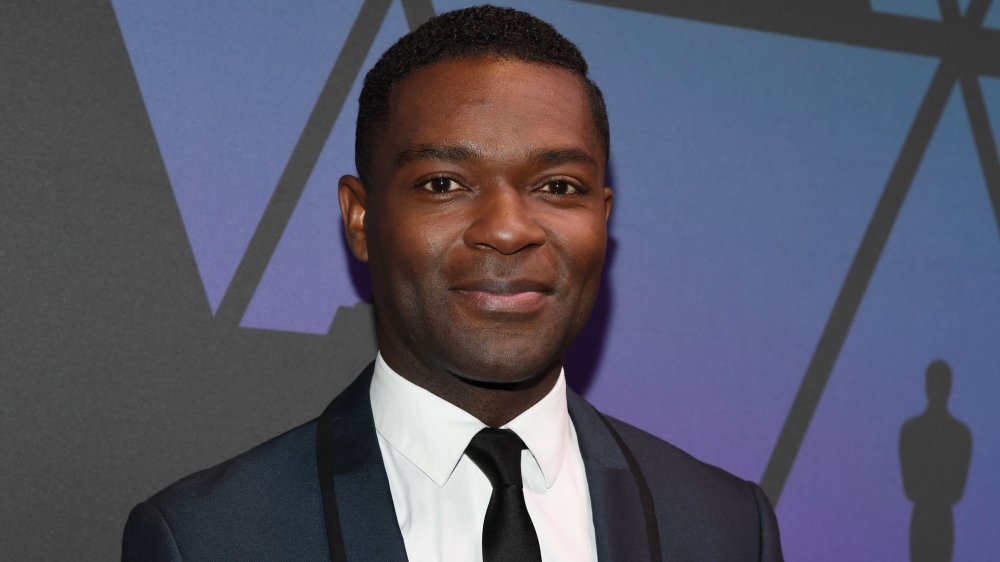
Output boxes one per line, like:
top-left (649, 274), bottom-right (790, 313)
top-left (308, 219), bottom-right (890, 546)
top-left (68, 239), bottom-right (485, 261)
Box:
top-left (465, 428), bottom-right (527, 488)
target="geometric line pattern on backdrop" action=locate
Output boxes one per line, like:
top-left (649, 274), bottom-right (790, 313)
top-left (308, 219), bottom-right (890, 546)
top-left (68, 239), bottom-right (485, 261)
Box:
top-left (576, 0), bottom-right (1000, 76)
top-left (215, 0), bottom-right (435, 326)
top-left (110, 0), bottom-right (375, 315)
top-left (764, 0), bottom-right (998, 505)
top-left (120, 0), bottom-right (997, 503)
top-left (577, 0), bottom-right (999, 504)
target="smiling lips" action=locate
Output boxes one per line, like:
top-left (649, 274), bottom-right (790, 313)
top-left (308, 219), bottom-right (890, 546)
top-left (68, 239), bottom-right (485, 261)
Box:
top-left (451, 279), bottom-right (552, 314)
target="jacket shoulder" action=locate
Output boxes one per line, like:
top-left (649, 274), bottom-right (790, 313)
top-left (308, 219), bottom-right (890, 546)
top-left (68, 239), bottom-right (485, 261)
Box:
top-left (125, 419), bottom-right (329, 560)
top-left (604, 414), bottom-right (749, 496)
top-left (602, 414), bottom-right (783, 561)
top-left (149, 418), bottom-right (319, 510)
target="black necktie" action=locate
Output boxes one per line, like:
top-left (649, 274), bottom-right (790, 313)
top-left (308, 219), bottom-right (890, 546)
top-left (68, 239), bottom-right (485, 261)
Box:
top-left (465, 428), bottom-right (543, 562)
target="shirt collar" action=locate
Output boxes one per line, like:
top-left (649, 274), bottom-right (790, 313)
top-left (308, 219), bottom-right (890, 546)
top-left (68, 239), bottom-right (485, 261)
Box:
top-left (369, 352), bottom-right (570, 489)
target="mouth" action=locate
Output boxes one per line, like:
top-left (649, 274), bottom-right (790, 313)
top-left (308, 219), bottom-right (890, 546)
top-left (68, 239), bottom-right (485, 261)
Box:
top-left (450, 278), bottom-right (552, 314)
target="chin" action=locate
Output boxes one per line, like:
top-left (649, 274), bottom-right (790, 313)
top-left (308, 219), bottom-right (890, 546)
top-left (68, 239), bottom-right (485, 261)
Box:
top-left (446, 347), bottom-right (562, 389)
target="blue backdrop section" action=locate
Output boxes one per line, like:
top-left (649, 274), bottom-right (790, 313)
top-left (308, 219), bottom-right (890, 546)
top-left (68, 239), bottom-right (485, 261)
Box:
top-left (872, 0), bottom-right (941, 20)
top-left (871, 0), bottom-right (1000, 27)
top-left (111, 1), bottom-right (1000, 559)
top-left (872, 0), bottom-right (975, 20)
top-left (241, 2), bottom-right (411, 332)
top-left (507, 1), bottom-right (938, 484)
top-left (990, 3), bottom-right (1000, 27)
top-left (112, 0), bottom-right (363, 313)
top-left (779, 89), bottom-right (1000, 561)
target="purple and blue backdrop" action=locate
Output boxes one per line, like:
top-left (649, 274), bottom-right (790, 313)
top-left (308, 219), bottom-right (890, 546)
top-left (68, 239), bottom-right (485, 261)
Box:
top-left (3, 0), bottom-right (998, 559)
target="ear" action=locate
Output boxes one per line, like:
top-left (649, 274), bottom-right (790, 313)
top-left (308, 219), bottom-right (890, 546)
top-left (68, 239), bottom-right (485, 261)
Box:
top-left (339, 175), bottom-right (370, 263)
top-left (602, 186), bottom-right (614, 222)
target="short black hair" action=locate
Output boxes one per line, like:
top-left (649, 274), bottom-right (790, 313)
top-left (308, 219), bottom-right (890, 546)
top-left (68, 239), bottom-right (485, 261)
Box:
top-left (355, 5), bottom-right (610, 185)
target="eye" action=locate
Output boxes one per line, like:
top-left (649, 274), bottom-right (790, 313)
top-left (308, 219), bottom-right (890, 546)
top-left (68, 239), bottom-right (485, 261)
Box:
top-left (419, 176), bottom-right (462, 193)
top-left (538, 179), bottom-right (580, 195)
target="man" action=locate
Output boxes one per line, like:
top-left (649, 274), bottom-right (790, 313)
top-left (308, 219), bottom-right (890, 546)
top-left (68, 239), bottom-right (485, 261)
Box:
top-left (123, 6), bottom-right (783, 561)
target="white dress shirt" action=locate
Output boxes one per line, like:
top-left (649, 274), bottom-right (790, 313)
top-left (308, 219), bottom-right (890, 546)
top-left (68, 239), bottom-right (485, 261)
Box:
top-left (369, 353), bottom-right (598, 562)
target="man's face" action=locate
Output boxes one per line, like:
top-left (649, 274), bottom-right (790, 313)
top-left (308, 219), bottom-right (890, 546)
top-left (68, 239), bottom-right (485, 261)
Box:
top-left (341, 56), bottom-right (612, 387)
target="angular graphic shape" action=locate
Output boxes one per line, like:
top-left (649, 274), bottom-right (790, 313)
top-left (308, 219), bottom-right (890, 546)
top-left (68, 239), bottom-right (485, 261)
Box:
top-left (112, 0), bottom-right (364, 312)
top-left (988, 2), bottom-right (1000, 28)
top-left (871, 0), bottom-right (978, 19)
top-left (777, 90), bottom-right (1000, 562)
top-left (870, 0), bottom-right (942, 20)
top-left (241, 1), bottom-right (412, 333)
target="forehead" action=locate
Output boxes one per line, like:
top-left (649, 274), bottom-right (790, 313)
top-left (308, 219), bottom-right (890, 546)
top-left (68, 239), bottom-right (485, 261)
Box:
top-left (375, 56), bottom-right (603, 171)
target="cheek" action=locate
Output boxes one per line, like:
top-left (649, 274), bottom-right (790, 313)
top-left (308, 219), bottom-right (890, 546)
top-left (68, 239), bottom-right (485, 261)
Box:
top-left (376, 215), bottom-right (458, 293)
top-left (414, 217), bottom-right (456, 264)
top-left (551, 216), bottom-right (608, 278)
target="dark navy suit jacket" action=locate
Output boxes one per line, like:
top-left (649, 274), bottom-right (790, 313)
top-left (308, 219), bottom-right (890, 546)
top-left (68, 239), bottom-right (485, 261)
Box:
top-left (123, 366), bottom-right (783, 561)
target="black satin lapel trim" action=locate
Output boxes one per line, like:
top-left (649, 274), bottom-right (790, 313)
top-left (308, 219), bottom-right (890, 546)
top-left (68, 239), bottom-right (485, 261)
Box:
top-left (317, 363), bottom-right (409, 561)
top-left (317, 396), bottom-right (347, 562)
top-left (567, 392), bottom-right (656, 562)
top-left (599, 414), bottom-right (663, 562)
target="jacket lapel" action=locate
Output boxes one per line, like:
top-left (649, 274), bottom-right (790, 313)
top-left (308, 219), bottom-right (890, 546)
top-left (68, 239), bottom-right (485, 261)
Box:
top-left (568, 391), bottom-right (654, 562)
top-left (319, 369), bottom-right (653, 562)
top-left (320, 364), bottom-right (409, 561)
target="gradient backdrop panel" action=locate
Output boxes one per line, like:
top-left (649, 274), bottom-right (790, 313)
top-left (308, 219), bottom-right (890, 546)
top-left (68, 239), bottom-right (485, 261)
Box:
top-left (4, 0), bottom-right (997, 559)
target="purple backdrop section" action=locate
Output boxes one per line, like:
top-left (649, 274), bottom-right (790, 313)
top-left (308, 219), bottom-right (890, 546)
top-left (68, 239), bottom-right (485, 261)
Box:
top-left (519, 0), bottom-right (934, 481)
top-left (241, 2), bottom-right (411, 332)
top-left (112, 0), bottom-right (363, 313)
top-left (112, 1), bottom-right (1000, 559)
top-left (778, 88), bottom-right (1000, 561)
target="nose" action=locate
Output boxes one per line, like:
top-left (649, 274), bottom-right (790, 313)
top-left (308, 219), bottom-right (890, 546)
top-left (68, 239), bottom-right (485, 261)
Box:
top-left (463, 186), bottom-right (546, 255)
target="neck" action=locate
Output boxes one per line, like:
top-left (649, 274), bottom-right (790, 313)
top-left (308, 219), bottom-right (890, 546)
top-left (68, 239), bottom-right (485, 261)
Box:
top-left (380, 351), bottom-right (563, 427)
top-left (444, 371), bottom-right (562, 427)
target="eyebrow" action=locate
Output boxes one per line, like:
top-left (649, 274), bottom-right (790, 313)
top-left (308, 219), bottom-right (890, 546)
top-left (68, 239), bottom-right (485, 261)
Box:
top-left (394, 144), bottom-right (599, 170)
top-left (529, 148), bottom-right (598, 169)
top-left (394, 145), bottom-right (482, 168)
